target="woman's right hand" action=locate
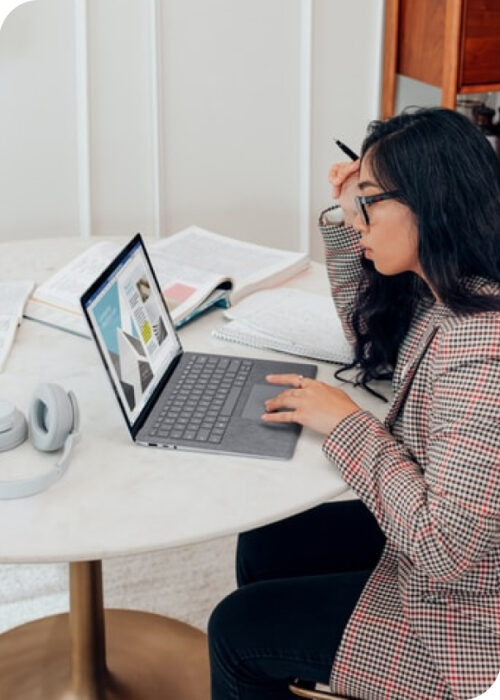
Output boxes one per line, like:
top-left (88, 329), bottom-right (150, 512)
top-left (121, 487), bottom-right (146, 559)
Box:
top-left (328, 160), bottom-right (361, 226)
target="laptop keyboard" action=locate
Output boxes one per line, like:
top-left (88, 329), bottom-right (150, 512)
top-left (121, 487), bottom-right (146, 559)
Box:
top-left (148, 355), bottom-right (254, 444)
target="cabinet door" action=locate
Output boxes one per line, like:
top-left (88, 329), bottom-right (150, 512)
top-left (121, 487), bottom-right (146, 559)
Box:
top-left (397, 0), bottom-right (447, 88)
top-left (460, 0), bottom-right (500, 87)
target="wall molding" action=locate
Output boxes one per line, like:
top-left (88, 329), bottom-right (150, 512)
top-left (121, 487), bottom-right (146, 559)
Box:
top-left (299, 0), bottom-right (313, 255)
top-left (74, 0), bottom-right (91, 239)
top-left (149, 0), bottom-right (164, 239)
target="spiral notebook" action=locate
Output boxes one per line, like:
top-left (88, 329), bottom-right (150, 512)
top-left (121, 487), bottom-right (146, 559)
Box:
top-left (212, 288), bottom-right (353, 364)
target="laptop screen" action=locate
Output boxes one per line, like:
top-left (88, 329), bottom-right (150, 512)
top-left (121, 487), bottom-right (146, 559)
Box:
top-left (81, 235), bottom-right (181, 428)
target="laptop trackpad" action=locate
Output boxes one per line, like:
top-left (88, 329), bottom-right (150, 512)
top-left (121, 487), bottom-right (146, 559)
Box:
top-left (241, 383), bottom-right (292, 420)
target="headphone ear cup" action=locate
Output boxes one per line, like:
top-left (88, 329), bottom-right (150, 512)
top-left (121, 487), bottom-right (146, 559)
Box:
top-left (29, 384), bottom-right (75, 452)
top-left (0, 400), bottom-right (28, 452)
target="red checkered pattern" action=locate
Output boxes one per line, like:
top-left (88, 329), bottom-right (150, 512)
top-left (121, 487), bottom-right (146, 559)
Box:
top-left (319, 218), bottom-right (500, 700)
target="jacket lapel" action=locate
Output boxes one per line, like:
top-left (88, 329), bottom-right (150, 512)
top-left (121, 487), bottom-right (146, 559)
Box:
top-left (385, 326), bottom-right (439, 430)
top-left (385, 277), bottom-right (498, 429)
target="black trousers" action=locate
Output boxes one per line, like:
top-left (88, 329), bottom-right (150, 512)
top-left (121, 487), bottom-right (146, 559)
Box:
top-left (208, 499), bottom-right (386, 700)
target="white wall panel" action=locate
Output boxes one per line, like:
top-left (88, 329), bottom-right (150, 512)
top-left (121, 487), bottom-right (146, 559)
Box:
top-left (0, 0), bottom-right (80, 240)
top-left (0, 0), bottom-right (387, 255)
top-left (309, 0), bottom-right (384, 261)
top-left (159, 0), bottom-right (303, 249)
top-left (86, 0), bottom-right (157, 239)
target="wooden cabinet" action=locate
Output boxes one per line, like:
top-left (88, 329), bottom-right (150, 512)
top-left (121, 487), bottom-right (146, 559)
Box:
top-left (381, 0), bottom-right (500, 118)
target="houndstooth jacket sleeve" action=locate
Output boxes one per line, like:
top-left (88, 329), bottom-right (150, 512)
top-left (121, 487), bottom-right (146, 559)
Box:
top-left (319, 206), bottom-right (363, 347)
top-left (319, 219), bottom-right (500, 699)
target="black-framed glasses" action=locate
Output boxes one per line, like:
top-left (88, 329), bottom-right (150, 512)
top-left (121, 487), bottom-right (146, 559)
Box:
top-left (355, 190), bottom-right (401, 225)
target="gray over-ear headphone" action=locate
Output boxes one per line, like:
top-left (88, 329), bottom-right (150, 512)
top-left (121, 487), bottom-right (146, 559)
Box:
top-left (0, 383), bottom-right (80, 500)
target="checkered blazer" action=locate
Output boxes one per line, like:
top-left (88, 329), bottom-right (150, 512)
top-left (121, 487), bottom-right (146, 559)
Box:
top-left (320, 216), bottom-right (500, 700)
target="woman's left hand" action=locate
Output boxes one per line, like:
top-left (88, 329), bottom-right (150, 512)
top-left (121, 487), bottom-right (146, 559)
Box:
top-left (262, 374), bottom-right (362, 436)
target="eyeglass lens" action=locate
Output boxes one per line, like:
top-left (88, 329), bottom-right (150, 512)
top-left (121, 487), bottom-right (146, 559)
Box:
top-left (355, 198), bottom-right (369, 226)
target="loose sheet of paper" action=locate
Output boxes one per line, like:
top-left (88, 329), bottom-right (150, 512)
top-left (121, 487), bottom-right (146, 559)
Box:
top-left (0, 316), bottom-right (18, 371)
top-left (0, 280), bottom-right (35, 371)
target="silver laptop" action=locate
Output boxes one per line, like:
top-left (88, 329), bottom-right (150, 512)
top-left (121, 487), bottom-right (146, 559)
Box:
top-left (81, 234), bottom-right (317, 459)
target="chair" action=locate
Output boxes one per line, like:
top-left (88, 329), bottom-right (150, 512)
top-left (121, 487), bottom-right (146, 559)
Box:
top-left (289, 678), bottom-right (346, 699)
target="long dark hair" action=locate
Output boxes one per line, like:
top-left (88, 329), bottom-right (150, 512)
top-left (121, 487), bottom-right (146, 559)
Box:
top-left (336, 107), bottom-right (500, 398)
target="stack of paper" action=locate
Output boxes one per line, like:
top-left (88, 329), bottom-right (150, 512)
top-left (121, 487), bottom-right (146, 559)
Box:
top-left (0, 280), bottom-right (35, 371)
top-left (212, 288), bottom-right (353, 364)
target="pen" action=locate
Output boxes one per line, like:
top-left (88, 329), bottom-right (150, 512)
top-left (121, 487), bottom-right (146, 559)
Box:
top-left (335, 139), bottom-right (359, 161)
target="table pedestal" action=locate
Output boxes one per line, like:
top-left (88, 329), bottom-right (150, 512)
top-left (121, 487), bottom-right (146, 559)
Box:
top-left (0, 561), bottom-right (210, 699)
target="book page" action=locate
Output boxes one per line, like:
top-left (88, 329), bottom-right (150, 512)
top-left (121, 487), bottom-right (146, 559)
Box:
top-left (30, 241), bottom-right (120, 312)
top-left (148, 248), bottom-right (230, 322)
top-left (24, 242), bottom-right (121, 336)
top-left (151, 226), bottom-right (309, 301)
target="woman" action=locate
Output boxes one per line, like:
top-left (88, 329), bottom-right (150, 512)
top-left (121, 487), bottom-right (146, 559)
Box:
top-left (208, 108), bottom-right (500, 700)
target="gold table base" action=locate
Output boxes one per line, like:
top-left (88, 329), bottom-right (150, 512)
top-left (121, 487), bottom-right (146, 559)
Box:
top-left (0, 561), bottom-right (210, 700)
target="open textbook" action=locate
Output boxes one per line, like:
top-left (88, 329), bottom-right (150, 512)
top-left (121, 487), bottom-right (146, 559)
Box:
top-left (24, 226), bottom-right (309, 338)
top-left (213, 288), bottom-right (353, 364)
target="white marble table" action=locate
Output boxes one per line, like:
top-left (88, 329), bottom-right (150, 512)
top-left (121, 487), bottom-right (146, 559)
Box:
top-left (0, 238), bottom-right (390, 699)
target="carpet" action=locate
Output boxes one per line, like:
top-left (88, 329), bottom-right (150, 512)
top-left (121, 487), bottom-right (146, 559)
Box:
top-left (0, 535), bottom-right (237, 634)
